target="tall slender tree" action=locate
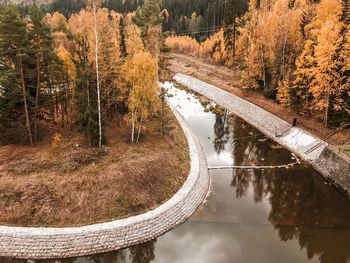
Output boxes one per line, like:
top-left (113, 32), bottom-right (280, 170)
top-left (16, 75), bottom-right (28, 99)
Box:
top-left (88, 0), bottom-right (103, 148)
top-left (29, 4), bottom-right (57, 141)
top-left (0, 6), bottom-right (33, 145)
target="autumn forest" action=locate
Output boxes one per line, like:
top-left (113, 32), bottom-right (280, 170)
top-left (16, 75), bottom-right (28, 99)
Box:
top-left (0, 0), bottom-right (349, 146)
top-left (167, 0), bottom-right (350, 129)
top-left (0, 0), bottom-right (165, 146)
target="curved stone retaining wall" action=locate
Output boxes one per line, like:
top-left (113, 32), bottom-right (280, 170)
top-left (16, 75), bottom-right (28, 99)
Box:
top-left (0, 105), bottom-right (210, 259)
top-left (173, 73), bottom-right (350, 198)
top-left (314, 148), bottom-right (350, 197)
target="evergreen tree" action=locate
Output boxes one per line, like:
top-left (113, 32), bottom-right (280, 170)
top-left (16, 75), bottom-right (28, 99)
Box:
top-left (49, 0), bottom-right (86, 17)
top-left (74, 37), bottom-right (100, 146)
top-left (29, 4), bottom-right (58, 141)
top-left (133, 0), bottom-right (163, 37)
top-left (0, 6), bottom-right (34, 145)
top-left (223, 0), bottom-right (248, 57)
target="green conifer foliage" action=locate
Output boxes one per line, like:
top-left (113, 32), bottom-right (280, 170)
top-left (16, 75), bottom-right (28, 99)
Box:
top-left (133, 0), bottom-right (163, 37)
top-left (0, 6), bottom-right (34, 145)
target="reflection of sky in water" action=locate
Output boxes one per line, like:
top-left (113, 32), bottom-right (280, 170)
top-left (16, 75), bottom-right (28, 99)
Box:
top-left (159, 82), bottom-right (350, 263)
top-left (164, 82), bottom-right (236, 167)
top-left (4, 82), bottom-right (350, 263)
top-left (155, 222), bottom-right (319, 263)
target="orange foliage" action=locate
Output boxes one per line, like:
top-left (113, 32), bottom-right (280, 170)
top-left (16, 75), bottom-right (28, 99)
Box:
top-left (165, 29), bottom-right (232, 66)
top-left (165, 35), bottom-right (200, 55)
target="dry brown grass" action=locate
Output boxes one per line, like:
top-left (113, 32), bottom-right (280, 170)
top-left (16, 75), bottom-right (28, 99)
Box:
top-left (0, 113), bottom-right (189, 227)
top-left (342, 144), bottom-right (350, 158)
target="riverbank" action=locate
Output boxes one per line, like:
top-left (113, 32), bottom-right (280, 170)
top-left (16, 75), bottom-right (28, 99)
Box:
top-left (0, 103), bottom-right (210, 259)
top-left (0, 113), bottom-right (189, 227)
top-left (167, 53), bottom-right (350, 149)
top-left (174, 73), bottom-right (350, 197)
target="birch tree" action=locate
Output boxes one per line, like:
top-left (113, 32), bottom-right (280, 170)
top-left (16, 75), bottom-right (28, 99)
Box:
top-left (121, 51), bottom-right (159, 143)
top-left (90, 0), bottom-right (103, 148)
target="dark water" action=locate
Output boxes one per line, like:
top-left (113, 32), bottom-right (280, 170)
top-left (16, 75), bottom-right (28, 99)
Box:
top-left (2, 82), bottom-right (350, 263)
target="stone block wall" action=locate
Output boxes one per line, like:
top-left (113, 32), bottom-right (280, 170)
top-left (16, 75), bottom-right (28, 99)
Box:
top-left (0, 105), bottom-right (210, 259)
top-left (313, 148), bottom-right (350, 196)
top-left (174, 73), bottom-right (350, 199)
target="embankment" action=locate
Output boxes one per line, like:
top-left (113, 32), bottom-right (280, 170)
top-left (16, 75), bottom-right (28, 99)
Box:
top-left (0, 104), bottom-right (210, 259)
top-left (174, 73), bottom-right (350, 197)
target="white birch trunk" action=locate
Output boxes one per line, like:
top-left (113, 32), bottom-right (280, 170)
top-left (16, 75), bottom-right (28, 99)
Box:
top-left (136, 116), bottom-right (143, 143)
top-left (131, 109), bottom-right (135, 143)
top-left (92, 1), bottom-right (102, 148)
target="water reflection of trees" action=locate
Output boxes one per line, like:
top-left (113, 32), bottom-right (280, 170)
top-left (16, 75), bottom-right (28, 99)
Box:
top-left (213, 113), bottom-right (350, 263)
top-left (213, 110), bottom-right (230, 154)
top-left (0, 240), bottom-right (156, 263)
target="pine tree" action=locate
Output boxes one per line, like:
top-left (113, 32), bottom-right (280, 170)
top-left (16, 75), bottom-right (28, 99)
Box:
top-left (74, 37), bottom-right (100, 146)
top-left (223, 0), bottom-right (248, 58)
top-left (133, 0), bottom-right (163, 37)
top-left (29, 4), bottom-right (57, 141)
top-left (0, 6), bottom-right (34, 145)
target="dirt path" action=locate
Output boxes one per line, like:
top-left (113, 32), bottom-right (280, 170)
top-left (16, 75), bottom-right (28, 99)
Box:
top-left (167, 53), bottom-right (350, 151)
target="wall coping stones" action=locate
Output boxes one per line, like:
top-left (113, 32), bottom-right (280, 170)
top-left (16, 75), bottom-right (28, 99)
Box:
top-left (174, 73), bottom-right (350, 197)
top-left (0, 101), bottom-right (210, 259)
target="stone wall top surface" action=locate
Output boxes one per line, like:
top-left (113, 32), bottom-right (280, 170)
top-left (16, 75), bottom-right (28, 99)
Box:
top-left (174, 73), bottom-right (350, 197)
top-left (174, 73), bottom-right (328, 162)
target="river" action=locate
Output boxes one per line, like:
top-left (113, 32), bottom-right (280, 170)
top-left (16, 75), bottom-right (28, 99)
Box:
top-left (2, 82), bottom-right (350, 263)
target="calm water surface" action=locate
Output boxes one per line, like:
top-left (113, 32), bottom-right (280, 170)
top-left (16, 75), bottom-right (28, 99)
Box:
top-left (2, 82), bottom-right (350, 263)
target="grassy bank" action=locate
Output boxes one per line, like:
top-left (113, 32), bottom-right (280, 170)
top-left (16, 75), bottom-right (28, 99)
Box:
top-left (0, 112), bottom-right (189, 227)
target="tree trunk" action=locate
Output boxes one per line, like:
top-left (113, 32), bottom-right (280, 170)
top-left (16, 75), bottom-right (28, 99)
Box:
top-left (131, 109), bottom-right (136, 143)
top-left (19, 59), bottom-right (33, 146)
top-left (232, 16), bottom-right (236, 58)
top-left (324, 92), bottom-right (329, 127)
top-left (87, 85), bottom-right (92, 147)
top-left (160, 100), bottom-right (164, 137)
top-left (34, 53), bottom-right (40, 143)
top-left (260, 47), bottom-right (266, 88)
top-left (93, 1), bottom-right (102, 148)
top-left (136, 116), bottom-right (143, 143)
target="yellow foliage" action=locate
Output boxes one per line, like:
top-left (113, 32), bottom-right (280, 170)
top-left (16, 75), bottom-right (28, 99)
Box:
top-left (46, 12), bottom-right (71, 50)
top-left (68, 7), bottom-right (121, 64)
top-left (165, 29), bottom-right (231, 65)
top-left (237, 0), bottom-right (307, 89)
top-left (165, 35), bottom-right (200, 55)
top-left (121, 51), bottom-right (160, 142)
top-left (68, 7), bottom-right (121, 80)
top-left (146, 25), bottom-right (163, 60)
top-left (45, 12), bottom-right (68, 32)
top-left (121, 51), bottom-right (159, 117)
top-left (277, 79), bottom-right (291, 107)
top-left (200, 30), bottom-right (230, 65)
top-left (51, 132), bottom-right (63, 148)
top-left (300, 0), bottom-right (345, 124)
top-left (124, 24), bottom-right (144, 57)
top-left (57, 45), bottom-right (77, 81)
